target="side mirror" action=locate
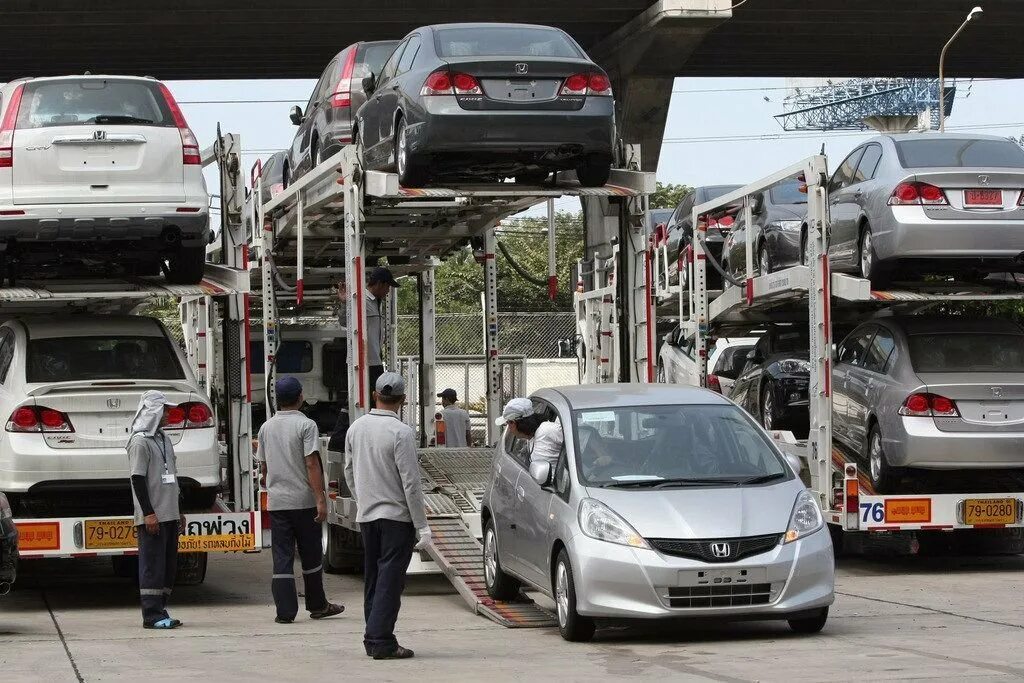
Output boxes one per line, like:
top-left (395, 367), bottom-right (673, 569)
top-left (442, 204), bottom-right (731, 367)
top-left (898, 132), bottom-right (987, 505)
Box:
top-left (289, 105), bottom-right (303, 126)
top-left (746, 349), bottom-right (763, 364)
top-left (529, 460), bottom-right (552, 487)
top-left (362, 74), bottom-right (376, 95)
top-left (751, 192), bottom-right (765, 215)
top-left (784, 453), bottom-right (803, 477)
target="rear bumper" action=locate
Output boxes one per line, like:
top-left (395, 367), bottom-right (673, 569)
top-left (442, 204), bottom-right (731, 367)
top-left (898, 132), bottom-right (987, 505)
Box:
top-left (408, 96), bottom-right (615, 158)
top-left (878, 207), bottom-right (1024, 261)
top-left (0, 203), bottom-right (210, 247)
top-left (886, 416), bottom-right (1024, 469)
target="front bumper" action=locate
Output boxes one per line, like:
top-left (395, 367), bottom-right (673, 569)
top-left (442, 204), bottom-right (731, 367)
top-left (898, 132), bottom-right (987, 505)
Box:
top-left (568, 527), bottom-right (834, 620)
top-left (886, 416), bottom-right (1024, 469)
top-left (408, 96), bottom-right (615, 158)
top-left (879, 206), bottom-right (1024, 261)
top-left (0, 429), bottom-right (221, 493)
top-left (0, 203), bottom-right (210, 247)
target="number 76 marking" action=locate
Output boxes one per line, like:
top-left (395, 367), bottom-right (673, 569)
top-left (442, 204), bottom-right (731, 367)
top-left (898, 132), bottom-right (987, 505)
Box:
top-left (860, 502), bottom-right (884, 523)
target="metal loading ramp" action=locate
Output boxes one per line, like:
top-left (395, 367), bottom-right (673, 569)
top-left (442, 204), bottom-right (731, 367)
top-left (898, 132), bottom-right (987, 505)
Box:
top-left (418, 448), bottom-right (557, 629)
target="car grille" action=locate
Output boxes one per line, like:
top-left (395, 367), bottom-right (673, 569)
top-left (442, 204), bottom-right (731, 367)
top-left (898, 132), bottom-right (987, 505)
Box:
top-left (667, 583), bottom-right (773, 608)
top-left (647, 533), bottom-right (783, 563)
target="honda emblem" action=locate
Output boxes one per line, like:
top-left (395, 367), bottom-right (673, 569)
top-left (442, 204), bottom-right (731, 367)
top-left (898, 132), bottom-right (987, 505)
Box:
top-left (93, 130), bottom-right (107, 141)
top-left (515, 63), bottom-right (528, 75)
top-left (710, 542), bottom-right (731, 558)
top-left (992, 386), bottom-right (1003, 398)
top-left (107, 398), bottom-right (121, 409)
top-left (978, 174), bottom-right (990, 185)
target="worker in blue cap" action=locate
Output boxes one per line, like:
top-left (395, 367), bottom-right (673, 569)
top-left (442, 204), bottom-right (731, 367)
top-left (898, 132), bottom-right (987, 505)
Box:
top-left (256, 377), bottom-right (344, 624)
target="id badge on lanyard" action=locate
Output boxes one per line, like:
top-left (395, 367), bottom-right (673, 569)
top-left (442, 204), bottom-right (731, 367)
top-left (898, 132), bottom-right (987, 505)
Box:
top-left (158, 436), bottom-right (176, 485)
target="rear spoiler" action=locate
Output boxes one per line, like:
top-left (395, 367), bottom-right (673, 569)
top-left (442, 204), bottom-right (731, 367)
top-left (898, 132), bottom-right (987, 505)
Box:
top-left (26, 380), bottom-right (197, 398)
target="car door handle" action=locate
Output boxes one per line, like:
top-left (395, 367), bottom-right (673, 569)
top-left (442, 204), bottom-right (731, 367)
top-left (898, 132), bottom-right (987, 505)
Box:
top-left (515, 486), bottom-right (525, 501)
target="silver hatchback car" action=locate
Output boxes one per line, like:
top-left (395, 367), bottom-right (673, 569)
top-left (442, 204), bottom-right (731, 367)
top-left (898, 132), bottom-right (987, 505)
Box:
top-left (833, 315), bottom-right (1024, 492)
top-left (481, 384), bottom-right (834, 641)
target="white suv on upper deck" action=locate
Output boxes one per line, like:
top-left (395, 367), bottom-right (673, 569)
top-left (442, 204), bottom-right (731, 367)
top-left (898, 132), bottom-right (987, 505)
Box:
top-left (0, 76), bottom-right (210, 284)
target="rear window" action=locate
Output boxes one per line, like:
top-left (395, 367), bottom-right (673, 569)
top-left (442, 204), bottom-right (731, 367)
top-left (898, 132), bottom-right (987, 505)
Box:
top-left (16, 79), bottom-right (174, 129)
top-left (434, 26), bottom-right (582, 58)
top-left (27, 336), bottom-right (184, 383)
top-left (909, 333), bottom-right (1024, 373)
top-left (700, 185), bottom-right (742, 203)
top-left (774, 329), bottom-right (809, 353)
top-left (895, 139), bottom-right (1024, 169)
top-left (769, 178), bottom-right (808, 205)
top-left (356, 42), bottom-right (400, 78)
top-left (250, 340), bottom-right (314, 374)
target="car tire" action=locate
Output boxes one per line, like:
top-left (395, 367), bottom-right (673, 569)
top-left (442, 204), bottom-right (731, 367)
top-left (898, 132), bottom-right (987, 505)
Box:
top-left (760, 382), bottom-right (777, 431)
top-left (858, 224), bottom-right (890, 288)
top-left (483, 518), bottom-right (521, 601)
top-left (310, 137), bottom-right (320, 169)
top-left (282, 161), bottom-right (290, 189)
top-left (324, 523), bottom-right (363, 575)
top-left (575, 155), bottom-right (611, 188)
top-left (758, 242), bottom-right (772, 275)
top-left (555, 549), bottom-right (595, 642)
top-left (175, 552), bottom-right (208, 586)
top-left (395, 118), bottom-right (428, 188)
top-left (788, 607), bottom-right (828, 634)
top-left (354, 125), bottom-right (365, 166)
top-left (867, 423), bottom-right (897, 493)
top-left (799, 230), bottom-right (809, 266)
top-left (166, 246), bottom-right (206, 285)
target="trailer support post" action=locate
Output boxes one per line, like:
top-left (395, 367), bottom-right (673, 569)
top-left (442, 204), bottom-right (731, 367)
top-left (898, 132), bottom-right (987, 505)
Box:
top-left (483, 226), bottom-right (500, 445)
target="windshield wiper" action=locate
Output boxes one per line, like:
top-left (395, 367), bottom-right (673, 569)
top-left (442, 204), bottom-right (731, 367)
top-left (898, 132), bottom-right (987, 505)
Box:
top-left (737, 472), bottom-right (787, 485)
top-left (89, 115), bottom-right (154, 124)
top-left (603, 477), bottom-right (743, 489)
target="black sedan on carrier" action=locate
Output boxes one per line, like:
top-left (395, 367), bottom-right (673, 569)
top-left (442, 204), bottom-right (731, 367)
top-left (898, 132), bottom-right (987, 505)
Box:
top-left (0, 493), bottom-right (16, 595)
top-left (355, 23), bottom-right (616, 187)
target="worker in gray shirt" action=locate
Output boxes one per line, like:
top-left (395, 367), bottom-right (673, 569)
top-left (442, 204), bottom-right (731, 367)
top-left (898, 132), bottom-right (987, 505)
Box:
top-left (437, 388), bottom-right (472, 447)
top-left (127, 391), bottom-right (185, 630)
top-left (336, 266), bottom-right (401, 393)
top-left (344, 372), bottom-right (429, 660)
top-left (257, 377), bottom-right (344, 624)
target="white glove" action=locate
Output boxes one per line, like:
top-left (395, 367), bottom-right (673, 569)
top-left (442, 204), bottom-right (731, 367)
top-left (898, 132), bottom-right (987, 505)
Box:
top-left (415, 527), bottom-right (432, 550)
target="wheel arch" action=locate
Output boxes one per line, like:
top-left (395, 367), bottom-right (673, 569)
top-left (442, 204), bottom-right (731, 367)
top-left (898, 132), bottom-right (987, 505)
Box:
top-left (549, 539), bottom-right (567, 592)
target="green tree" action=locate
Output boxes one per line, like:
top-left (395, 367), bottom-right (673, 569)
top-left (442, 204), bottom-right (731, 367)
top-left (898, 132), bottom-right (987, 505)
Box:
top-left (650, 182), bottom-right (693, 209)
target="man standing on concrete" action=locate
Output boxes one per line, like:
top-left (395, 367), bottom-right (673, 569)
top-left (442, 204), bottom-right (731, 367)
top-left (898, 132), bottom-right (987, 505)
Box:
top-left (128, 391), bottom-right (185, 630)
top-left (344, 372), bottom-right (430, 660)
top-left (257, 377), bottom-right (344, 624)
top-left (437, 388), bottom-right (472, 447)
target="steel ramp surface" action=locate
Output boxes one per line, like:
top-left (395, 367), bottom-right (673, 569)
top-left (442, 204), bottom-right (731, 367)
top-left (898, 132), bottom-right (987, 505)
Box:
top-left (425, 517), bottom-right (557, 629)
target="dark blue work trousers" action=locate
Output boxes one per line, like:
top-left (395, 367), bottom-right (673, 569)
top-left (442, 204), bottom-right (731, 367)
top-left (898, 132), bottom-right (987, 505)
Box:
top-left (360, 518), bottom-right (416, 653)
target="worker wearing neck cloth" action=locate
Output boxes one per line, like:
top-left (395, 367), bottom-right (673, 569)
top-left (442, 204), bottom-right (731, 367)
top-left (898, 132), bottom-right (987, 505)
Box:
top-left (127, 391), bottom-right (186, 630)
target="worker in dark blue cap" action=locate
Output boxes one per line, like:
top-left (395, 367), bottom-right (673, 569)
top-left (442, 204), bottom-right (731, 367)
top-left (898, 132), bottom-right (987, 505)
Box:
top-left (337, 267), bottom-right (401, 395)
top-left (256, 376), bottom-right (344, 624)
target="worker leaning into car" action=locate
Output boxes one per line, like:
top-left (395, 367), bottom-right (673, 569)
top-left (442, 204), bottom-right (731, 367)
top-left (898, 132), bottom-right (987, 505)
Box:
top-left (497, 397), bottom-right (563, 466)
top-left (127, 391), bottom-right (186, 630)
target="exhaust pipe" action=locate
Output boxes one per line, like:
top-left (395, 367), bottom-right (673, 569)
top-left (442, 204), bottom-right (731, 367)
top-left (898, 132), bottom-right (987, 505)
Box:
top-left (0, 582), bottom-right (11, 596)
top-left (162, 227), bottom-right (182, 244)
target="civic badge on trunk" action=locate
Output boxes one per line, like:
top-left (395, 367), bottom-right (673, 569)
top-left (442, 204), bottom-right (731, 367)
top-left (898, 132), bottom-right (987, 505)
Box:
top-left (107, 398), bottom-right (121, 409)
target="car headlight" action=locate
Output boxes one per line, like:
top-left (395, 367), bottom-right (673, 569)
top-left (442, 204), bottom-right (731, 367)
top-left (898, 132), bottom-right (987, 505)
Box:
top-left (0, 493), bottom-right (11, 520)
top-left (777, 359), bottom-right (810, 374)
top-left (784, 489), bottom-right (823, 543)
top-left (578, 498), bottom-right (649, 549)
top-left (774, 220), bottom-right (802, 232)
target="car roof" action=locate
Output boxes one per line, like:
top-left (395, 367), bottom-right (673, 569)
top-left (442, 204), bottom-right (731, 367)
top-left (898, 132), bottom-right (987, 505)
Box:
top-left (426, 22), bottom-right (563, 32)
top-left (875, 132), bottom-right (1017, 145)
top-left (536, 383), bottom-right (730, 410)
top-left (8, 315), bottom-right (166, 339)
top-left (12, 74), bottom-right (157, 84)
top-left (881, 315), bottom-right (1024, 335)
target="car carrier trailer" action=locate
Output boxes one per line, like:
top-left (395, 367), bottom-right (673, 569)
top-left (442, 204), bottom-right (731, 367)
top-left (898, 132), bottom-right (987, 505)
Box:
top-left (254, 144), bottom-right (653, 626)
top-left (630, 155), bottom-right (1024, 550)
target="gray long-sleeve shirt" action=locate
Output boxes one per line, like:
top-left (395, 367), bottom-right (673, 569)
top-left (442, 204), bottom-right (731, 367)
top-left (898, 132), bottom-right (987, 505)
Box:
top-left (343, 408), bottom-right (428, 530)
top-left (338, 291), bottom-right (385, 367)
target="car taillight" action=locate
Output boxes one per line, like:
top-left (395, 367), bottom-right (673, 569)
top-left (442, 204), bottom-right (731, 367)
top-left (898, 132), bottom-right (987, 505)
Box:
top-left (157, 83), bottom-right (202, 165)
top-left (898, 392), bottom-right (959, 417)
top-left (888, 181), bottom-right (948, 206)
top-left (6, 405), bottom-right (74, 433)
top-left (186, 402), bottom-right (214, 428)
top-left (421, 70), bottom-right (453, 96)
top-left (331, 47), bottom-right (359, 108)
top-left (0, 83), bottom-right (25, 170)
top-left (707, 374), bottom-right (722, 393)
top-left (452, 72), bottom-right (482, 95)
top-left (165, 406), bottom-right (186, 428)
top-left (560, 73), bottom-right (589, 96)
top-left (588, 73), bottom-right (612, 96)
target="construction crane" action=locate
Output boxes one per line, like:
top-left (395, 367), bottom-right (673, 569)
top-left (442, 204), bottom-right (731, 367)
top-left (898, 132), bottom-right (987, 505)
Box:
top-left (774, 78), bottom-right (959, 133)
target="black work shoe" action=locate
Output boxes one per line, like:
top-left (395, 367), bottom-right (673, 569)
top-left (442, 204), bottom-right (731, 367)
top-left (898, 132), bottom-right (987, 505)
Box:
top-left (373, 645), bottom-right (415, 660)
top-left (364, 645), bottom-right (373, 657)
top-left (275, 616), bottom-right (294, 624)
top-left (310, 603), bottom-right (345, 620)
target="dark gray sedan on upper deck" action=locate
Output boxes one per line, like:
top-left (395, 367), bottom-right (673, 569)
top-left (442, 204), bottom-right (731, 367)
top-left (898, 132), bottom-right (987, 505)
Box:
top-left (354, 23), bottom-right (616, 188)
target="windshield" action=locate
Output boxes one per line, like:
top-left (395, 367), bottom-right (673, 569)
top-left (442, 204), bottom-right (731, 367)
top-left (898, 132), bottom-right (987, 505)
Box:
top-left (769, 178), bottom-right (808, 205)
top-left (27, 336), bottom-right (185, 383)
top-left (17, 79), bottom-right (174, 129)
top-left (908, 333), bottom-right (1024, 372)
top-left (435, 26), bottom-right (582, 58)
top-left (572, 404), bottom-right (790, 487)
top-left (895, 138), bottom-right (1024, 169)
top-left (773, 329), bottom-right (809, 353)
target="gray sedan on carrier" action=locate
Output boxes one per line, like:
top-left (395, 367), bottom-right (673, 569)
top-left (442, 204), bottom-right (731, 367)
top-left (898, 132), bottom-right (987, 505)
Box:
top-left (481, 384), bottom-right (834, 641)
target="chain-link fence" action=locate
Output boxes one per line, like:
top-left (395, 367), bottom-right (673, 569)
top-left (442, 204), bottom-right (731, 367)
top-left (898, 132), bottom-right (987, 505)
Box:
top-left (398, 312), bottom-right (575, 359)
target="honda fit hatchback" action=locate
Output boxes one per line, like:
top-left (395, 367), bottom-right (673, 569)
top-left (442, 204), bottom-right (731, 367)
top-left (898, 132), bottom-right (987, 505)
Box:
top-left (0, 76), bottom-right (210, 283)
top-left (481, 384), bottom-right (834, 641)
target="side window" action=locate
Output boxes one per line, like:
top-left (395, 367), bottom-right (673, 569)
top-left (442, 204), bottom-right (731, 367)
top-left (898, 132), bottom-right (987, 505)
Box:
top-left (503, 428), bottom-right (531, 469)
top-left (307, 64), bottom-right (333, 111)
top-left (829, 148), bottom-right (865, 193)
top-left (853, 144), bottom-right (883, 183)
top-left (379, 40), bottom-right (407, 83)
top-left (839, 327), bottom-right (876, 367)
top-left (862, 327), bottom-right (896, 374)
top-left (677, 194), bottom-right (695, 227)
top-left (397, 35), bottom-right (421, 74)
top-left (0, 330), bottom-right (14, 384)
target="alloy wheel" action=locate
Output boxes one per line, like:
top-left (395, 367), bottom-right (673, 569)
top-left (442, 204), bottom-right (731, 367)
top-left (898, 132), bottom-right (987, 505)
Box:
top-left (555, 561), bottom-right (569, 628)
top-left (483, 528), bottom-right (497, 588)
top-left (759, 246), bottom-right (770, 275)
top-left (397, 124), bottom-right (408, 177)
top-left (762, 390), bottom-right (774, 430)
top-left (869, 431), bottom-right (883, 483)
top-left (860, 230), bottom-right (873, 278)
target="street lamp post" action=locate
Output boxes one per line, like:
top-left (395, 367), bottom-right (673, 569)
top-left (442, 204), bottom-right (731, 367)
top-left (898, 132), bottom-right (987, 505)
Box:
top-left (938, 6), bottom-right (983, 132)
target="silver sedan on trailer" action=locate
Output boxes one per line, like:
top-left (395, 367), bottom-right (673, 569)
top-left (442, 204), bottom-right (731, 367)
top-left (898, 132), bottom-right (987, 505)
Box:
top-left (480, 384), bottom-right (834, 641)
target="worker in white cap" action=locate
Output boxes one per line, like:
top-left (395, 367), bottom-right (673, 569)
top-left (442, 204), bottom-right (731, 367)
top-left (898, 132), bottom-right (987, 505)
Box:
top-left (495, 397), bottom-right (564, 466)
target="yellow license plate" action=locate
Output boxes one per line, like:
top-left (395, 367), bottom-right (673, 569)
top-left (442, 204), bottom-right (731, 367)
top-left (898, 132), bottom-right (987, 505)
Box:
top-left (964, 499), bottom-right (1018, 526)
top-left (84, 518), bottom-right (138, 549)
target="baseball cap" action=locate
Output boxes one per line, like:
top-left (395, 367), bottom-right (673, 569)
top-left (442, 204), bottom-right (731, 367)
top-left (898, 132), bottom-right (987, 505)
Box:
top-left (275, 377), bottom-right (303, 404)
top-left (367, 266), bottom-right (400, 287)
top-left (437, 388), bottom-right (458, 401)
top-left (495, 397), bottom-right (533, 426)
top-left (375, 371), bottom-right (406, 398)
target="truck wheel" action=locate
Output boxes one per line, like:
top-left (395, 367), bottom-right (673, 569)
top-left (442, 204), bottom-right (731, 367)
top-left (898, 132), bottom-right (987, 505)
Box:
top-left (175, 552), bottom-right (208, 586)
top-left (483, 518), bottom-right (520, 600)
top-left (867, 424), bottom-right (897, 493)
top-left (788, 607), bottom-right (828, 634)
top-left (324, 524), bottom-right (363, 574)
top-left (166, 246), bottom-right (206, 285)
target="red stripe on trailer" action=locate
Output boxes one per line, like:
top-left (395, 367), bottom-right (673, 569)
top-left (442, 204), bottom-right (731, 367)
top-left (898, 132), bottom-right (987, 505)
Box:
top-left (868, 526), bottom-right (904, 531)
top-left (241, 246), bottom-right (249, 270)
top-left (197, 332), bottom-right (206, 338)
top-left (296, 279), bottom-right (304, 306)
top-left (484, 253), bottom-right (495, 260)
top-left (601, 331), bottom-right (613, 337)
top-left (198, 363), bottom-right (207, 369)
top-left (745, 278), bottom-right (754, 305)
top-left (72, 552), bottom-right (98, 558)
top-left (243, 293), bottom-right (253, 402)
top-left (921, 525), bottom-right (953, 530)
top-left (973, 523), bottom-right (1007, 529)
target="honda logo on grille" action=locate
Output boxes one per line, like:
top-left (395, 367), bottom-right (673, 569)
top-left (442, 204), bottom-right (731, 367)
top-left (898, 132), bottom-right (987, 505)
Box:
top-left (93, 130), bottom-right (107, 141)
top-left (515, 63), bottom-right (528, 74)
top-left (107, 398), bottom-right (121, 409)
top-left (710, 542), bottom-right (731, 558)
